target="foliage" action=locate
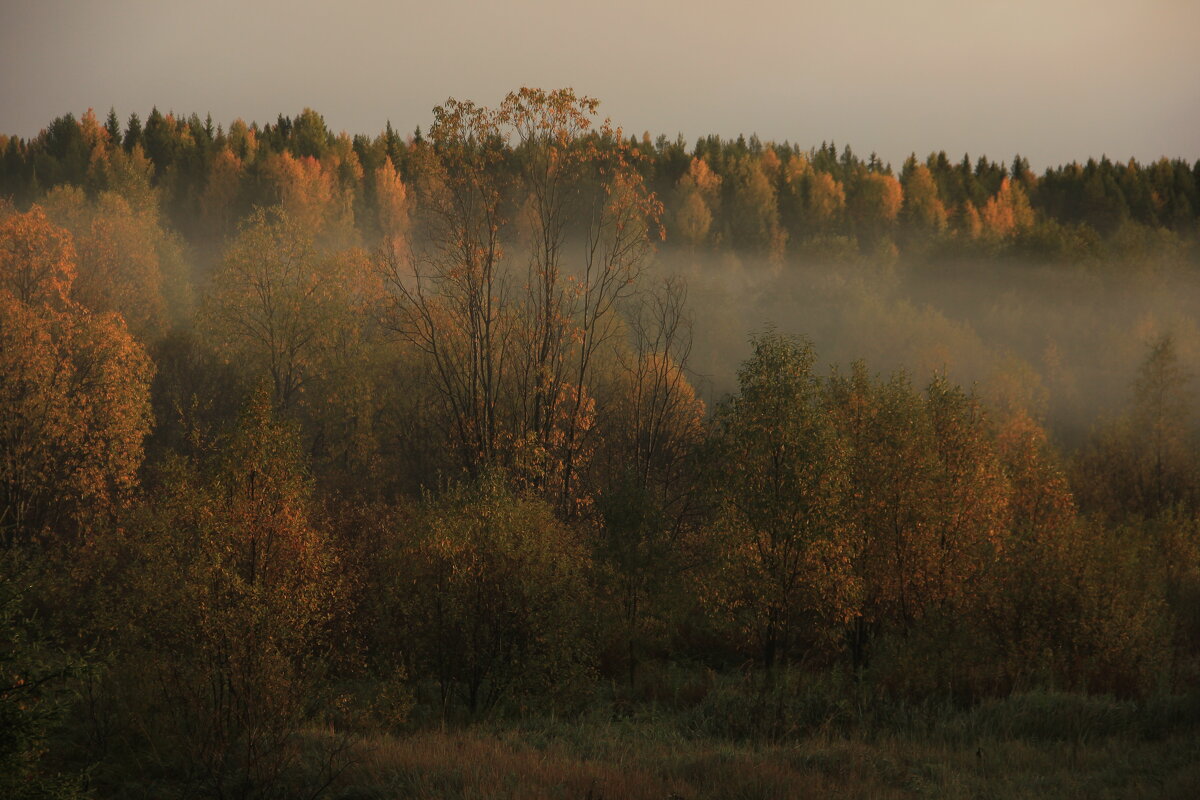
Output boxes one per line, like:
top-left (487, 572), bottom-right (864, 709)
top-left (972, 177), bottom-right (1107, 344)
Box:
top-left (1, 90), bottom-right (1200, 797)
top-left (0, 566), bottom-right (86, 800)
top-left (382, 88), bottom-right (662, 513)
top-left (0, 206), bottom-right (76, 307)
top-left (396, 474), bottom-right (594, 716)
top-left (82, 392), bottom-right (347, 799)
top-left (704, 332), bottom-right (858, 668)
top-left (1075, 333), bottom-right (1199, 519)
top-left (41, 186), bottom-right (175, 341)
top-left (202, 205), bottom-right (382, 420)
top-left (0, 208), bottom-right (153, 543)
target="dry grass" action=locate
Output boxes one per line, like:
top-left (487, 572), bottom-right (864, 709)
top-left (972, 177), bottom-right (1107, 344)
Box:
top-left (327, 723), bottom-right (1200, 799)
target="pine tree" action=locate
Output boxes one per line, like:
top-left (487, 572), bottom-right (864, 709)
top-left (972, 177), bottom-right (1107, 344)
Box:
top-left (105, 108), bottom-right (121, 148)
top-left (123, 112), bottom-right (142, 153)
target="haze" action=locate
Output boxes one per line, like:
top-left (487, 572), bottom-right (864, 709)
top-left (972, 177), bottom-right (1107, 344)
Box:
top-left (2, 0), bottom-right (1198, 169)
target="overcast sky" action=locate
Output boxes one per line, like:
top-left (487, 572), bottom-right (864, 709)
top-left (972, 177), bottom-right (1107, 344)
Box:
top-left (2, 0), bottom-right (1197, 170)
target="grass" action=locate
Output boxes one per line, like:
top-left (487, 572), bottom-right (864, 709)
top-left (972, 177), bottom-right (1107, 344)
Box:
top-left (328, 725), bottom-right (1200, 799)
top-left (316, 687), bottom-right (1200, 799)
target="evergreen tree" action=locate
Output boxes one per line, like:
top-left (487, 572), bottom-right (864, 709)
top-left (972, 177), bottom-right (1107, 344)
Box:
top-left (104, 108), bottom-right (121, 148)
top-left (123, 111), bottom-right (142, 152)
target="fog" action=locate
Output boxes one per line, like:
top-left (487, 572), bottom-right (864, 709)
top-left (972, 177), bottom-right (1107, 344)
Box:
top-left (645, 247), bottom-right (1200, 446)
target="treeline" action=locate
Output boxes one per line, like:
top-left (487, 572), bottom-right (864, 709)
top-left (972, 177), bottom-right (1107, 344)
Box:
top-left (1, 90), bottom-right (1199, 798)
top-left (2, 104), bottom-right (1198, 271)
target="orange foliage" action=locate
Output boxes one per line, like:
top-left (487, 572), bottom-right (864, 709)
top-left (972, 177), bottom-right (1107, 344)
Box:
top-left (38, 187), bottom-right (171, 341)
top-left (72, 193), bottom-right (168, 341)
top-left (828, 368), bottom-right (1010, 631)
top-left (901, 164), bottom-right (948, 232)
top-left (267, 151), bottom-right (334, 228)
top-left (0, 290), bottom-right (153, 541)
top-left (994, 409), bottom-right (1075, 542)
top-left (671, 158), bottom-right (721, 247)
top-left (807, 171), bottom-right (846, 225)
top-left (264, 150), bottom-right (356, 243)
top-left (0, 206), bottom-right (77, 307)
top-left (850, 172), bottom-right (903, 229)
top-left (373, 157), bottom-right (410, 249)
top-left (982, 178), bottom-right (1035, 238)
top-left (759, 148), bottom-right (782, 178)
top-left (199, 147), bottom-right (244, 239)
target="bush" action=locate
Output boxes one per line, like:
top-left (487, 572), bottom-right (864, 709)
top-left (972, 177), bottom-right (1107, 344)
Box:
top-left (396, 473), bottom-right (595, 717)
top-left (684, 669), bottom-right (851, 740)
top-left (75, 394), bottom-right (350, 799)
top-left (0, 564), bottom-right (86, 800)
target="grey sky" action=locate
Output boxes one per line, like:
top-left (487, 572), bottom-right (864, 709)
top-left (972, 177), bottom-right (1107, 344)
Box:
top-left (2, 0), bottom-right (1197, 170)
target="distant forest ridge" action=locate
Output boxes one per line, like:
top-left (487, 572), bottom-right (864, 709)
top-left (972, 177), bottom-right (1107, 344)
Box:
top-left (1, 105), bottom-right (1198, 264)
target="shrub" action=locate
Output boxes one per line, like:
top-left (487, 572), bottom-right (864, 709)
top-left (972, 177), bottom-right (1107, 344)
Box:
top-left (397, 473), bottom-right (595, 717)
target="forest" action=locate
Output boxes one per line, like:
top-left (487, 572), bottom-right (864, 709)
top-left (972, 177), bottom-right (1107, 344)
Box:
top-left (2, 90), bottom-right (1200, 798)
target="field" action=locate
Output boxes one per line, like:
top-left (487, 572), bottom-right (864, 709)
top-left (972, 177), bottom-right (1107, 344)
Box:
top-left (327, 689), bottom-right (1200, 799)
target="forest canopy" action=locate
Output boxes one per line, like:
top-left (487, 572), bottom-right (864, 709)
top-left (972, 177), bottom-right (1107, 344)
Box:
top-left (2, 92), bottom-right (1199, 798)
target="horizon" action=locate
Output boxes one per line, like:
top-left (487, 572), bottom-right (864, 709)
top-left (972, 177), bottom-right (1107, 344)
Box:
top-left (8, 100), bottom-right (1200, 178)
top-left (2, 1), bottom-right (1198, 172)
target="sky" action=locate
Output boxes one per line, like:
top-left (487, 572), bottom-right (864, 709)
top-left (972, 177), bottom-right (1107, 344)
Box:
top-left (1, 0), bottom-right (1197, 170)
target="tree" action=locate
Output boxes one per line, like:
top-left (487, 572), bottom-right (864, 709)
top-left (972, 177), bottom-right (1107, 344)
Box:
top-left (122, 112), bottom-right (142, 152)
top-left (807, 171), bottom-right (848, 231)
top-left (89, 141), bottom-right (158, 213)
top-left (1131, 333), bottom-right (1196, 512)
top-left (0, 210), bottom-right (152, 543)
top-left (501, 87), bottom-right (662, 511)
top-left (43, 190), bottom-right (170, 342)
top-left (263, 150), bottom-right (350, 241)
top-left (669, 157), bottom-right (721, 248)
top-left (0, 297), bottom-right (153, 545)
top-left (397, 474), bottom-right (592, 716)
top-left (825, 364), bottom-right (940, 660)
top-left (725, 153), bottom-right (786, 260)
top-left (980, 404), bottom-right (1083, 686)
top-left (202, 206), bottom-right (378, 412)
top-left (848, 171), bottom-right (902, 244)
top-left (1075, 333), bottom-right (1198, 519)
top-left (0, 206), bottom-right (76, 308)
top-left (825, 365), bottom-right (1010, 672)
top-left (0, 568), bottom-right (87, 800)
top-left (900, 161), bottom-right (948, 234)
top-left (981, 177), bottom-right (1035, 238)
top-left (103, 394), bottom-right (346, 797)
top-left (593, 277), bottom-right (706, 686)
top-left (104, 108), bottom-right (121, 147)
top-left (288, 108), bottom-right (330, 159)
top-left (372, 156), bottom-right (410, 249)
top-left (603, 277), bottom-right (704, 499)
top-left (383, 88), bottom-right (662, 512)
top-left (382, 95), bottom-right (510, 472)
top-left (957, 200), bottom-right (983, 238)
top-left (199, 147), bottom-right (245, 242)
top-left (706, 333), bottom-right (858, 669)
top-left (921, 376), bottom-right (1010, 609)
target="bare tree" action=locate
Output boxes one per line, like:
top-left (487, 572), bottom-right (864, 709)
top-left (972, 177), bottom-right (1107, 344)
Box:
top-left (381, 99), bottom-right (512, 472)
top-left (381, 89), bottom-right (663, 513)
